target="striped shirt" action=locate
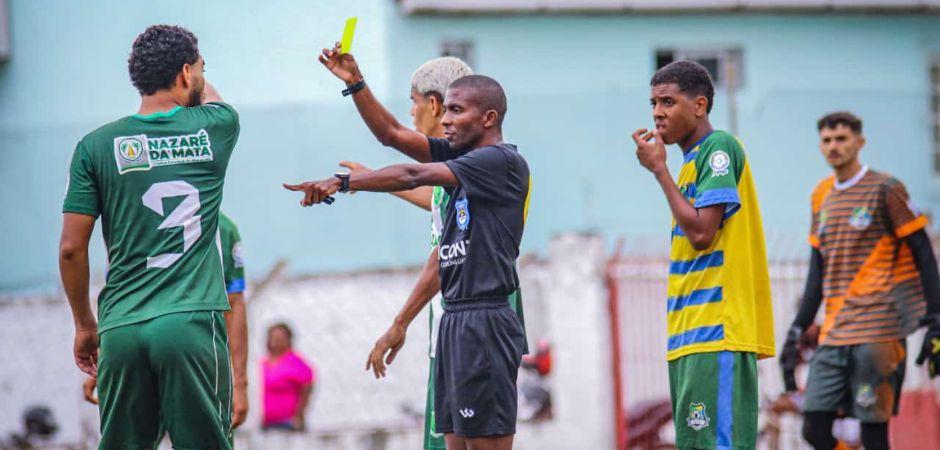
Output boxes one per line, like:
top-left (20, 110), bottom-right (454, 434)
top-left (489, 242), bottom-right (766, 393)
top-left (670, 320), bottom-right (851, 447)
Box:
top-left (666, 130), bottom-right (776, 361)
top-left (810, 167), bottom-right (928, 346)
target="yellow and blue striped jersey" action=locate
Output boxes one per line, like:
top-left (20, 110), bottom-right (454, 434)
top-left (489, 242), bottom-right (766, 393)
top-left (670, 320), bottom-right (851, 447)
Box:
top-left (666, 130), bottom-right (775, 361)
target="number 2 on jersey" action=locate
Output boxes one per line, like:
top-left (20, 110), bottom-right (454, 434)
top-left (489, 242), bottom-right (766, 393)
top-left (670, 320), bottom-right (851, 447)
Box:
top-left (142, 181), bottom-right (202, 269)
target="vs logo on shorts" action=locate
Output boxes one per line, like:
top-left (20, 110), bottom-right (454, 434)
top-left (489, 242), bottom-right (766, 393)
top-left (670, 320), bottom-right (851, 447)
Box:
top-left (455, 198), bottom-right (471, 231)
top-left (686, 403), bottom-right (710, 431)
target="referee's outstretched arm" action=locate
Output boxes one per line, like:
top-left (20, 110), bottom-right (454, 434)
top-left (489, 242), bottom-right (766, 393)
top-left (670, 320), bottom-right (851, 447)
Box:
top-left (284, 162), bottom-right (457, 206)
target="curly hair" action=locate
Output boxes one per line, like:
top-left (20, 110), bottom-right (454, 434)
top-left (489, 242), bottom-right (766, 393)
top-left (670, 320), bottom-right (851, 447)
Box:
top-left (650, 60), bottom-right (715, 114)
top-left (128, 25), bottom-right (200, 96)
top-left (817, 111), bottom-right (862, 134)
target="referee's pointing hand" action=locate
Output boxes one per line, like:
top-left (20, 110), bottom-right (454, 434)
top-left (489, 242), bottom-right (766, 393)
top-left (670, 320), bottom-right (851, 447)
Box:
top-left (283, 178), bottom-right (341, 206)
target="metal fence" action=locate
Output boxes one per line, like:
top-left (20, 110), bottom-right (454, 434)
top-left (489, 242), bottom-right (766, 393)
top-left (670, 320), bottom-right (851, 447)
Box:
top-left (606, 234), bottom-right (940, 450)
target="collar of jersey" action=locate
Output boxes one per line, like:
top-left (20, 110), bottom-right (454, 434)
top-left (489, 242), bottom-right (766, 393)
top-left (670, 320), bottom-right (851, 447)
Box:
top-left (682, 130), bottom-right (714, 163)
top-left (833, 165), bottom-right (869, 191)
top-left (133, 105), bottom-right (183, 121)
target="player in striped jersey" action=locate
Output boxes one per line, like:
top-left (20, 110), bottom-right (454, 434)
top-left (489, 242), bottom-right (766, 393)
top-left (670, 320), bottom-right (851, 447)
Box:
top-left (780, 112), bottom-right (940, 450)
top-left (633, 60), bottom-right (775, 450)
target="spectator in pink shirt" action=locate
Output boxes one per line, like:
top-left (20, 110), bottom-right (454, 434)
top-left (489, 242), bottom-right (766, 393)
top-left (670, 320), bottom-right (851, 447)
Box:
top-left (261, 323), bottom-right (315, 431)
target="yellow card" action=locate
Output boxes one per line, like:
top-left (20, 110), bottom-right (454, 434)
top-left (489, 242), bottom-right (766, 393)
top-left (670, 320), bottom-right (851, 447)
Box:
top-left (340, 17), bottom-right (357, 54)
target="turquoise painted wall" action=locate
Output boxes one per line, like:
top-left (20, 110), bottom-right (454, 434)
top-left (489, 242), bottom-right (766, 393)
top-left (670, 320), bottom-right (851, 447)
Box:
top-left (386, 12), bottom-right (940, 256)
top-left (2, 0), bottom-right (940, 291)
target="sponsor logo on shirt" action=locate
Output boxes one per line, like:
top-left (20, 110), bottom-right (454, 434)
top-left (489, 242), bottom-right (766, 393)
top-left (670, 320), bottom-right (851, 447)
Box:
top-left (686, 403), bottom-right (710, 431)
top-left (848, 207), bottom-right (873, 230)
top-left (455, 198), bottom-right (471, 230)
top-left (113, 129), bottom-right (214, 174)
top-left (709, 150), bottom-right (730, 177)
top-left (439, 240), bottom-right (469, 268)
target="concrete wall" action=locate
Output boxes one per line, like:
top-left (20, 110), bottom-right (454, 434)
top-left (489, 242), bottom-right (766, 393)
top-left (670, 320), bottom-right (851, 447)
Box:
top-left (0, 233), bottom-right (615, 449)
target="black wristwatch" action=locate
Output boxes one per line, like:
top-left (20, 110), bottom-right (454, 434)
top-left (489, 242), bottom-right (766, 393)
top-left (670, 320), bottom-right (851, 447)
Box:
top-left (342, 79), bottom-right (366, 97)
top-left (334, 172), bottom-right (350, 193)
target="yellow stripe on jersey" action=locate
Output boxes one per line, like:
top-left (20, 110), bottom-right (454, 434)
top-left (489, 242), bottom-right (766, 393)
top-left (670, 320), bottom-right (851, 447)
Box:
top-left (523, 175), bottom-right (532, 224)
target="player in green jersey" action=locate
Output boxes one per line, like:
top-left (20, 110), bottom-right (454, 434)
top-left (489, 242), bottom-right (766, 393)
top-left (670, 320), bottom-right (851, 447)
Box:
top-left (328, 54), bottom-right (526, 450)
top-left (80, 212), bottom-right (250, 431)
top-left (60, 25), bottom-right (239, 449)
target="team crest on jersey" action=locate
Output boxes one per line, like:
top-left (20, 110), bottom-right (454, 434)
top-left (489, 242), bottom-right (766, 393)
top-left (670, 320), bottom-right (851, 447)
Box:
top-left (113, 129), bottom-right (214, 175)
top-left (849, 207), bottom-right (873, 230)
top-left (709, 151), bottom-right (731, 177)
top-left (686, 403), bottom-right (710, 431)
top-left (455, 198), bottom-right (470, 231)
top-left (114, 135), bottom-right (151, 174)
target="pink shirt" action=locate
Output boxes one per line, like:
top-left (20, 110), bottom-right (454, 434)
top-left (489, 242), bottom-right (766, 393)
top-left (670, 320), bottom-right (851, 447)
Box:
top-left (262, 350), bottom-right (315, 426)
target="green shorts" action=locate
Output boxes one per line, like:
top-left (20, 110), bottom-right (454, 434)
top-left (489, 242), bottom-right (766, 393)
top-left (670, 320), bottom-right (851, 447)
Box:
top-left (668, 351), bottom-right (758, 450)
top-left (803, 341), bottom-right (906, 423)
top-left (98, 310), bottom-right (232, 450)
top-left (424, 356), bottom-right (447, 450)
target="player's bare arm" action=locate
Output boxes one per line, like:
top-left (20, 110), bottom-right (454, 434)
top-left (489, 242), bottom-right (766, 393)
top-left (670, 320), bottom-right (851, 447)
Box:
top-left (225, 291), bottom-right (249, 428)
top-left (339, 161), bottom-right (433, 211)
top-left (632, 128), bottom-right (723, 250)
top-left (59, 212), bottom-right (99, 377)
top-left (367, 247), bottom-right (441, 378)
top-left (319, 42), bottom-right (431, 162)
top-left (283, 162), bottom-right (457, 206)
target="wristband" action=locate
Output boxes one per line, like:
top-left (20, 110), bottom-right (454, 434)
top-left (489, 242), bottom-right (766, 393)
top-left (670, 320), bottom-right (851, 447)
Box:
top-left (334, 172), bottom-right (350, 193)
top-left (342, 79), bottom-right (366, 97)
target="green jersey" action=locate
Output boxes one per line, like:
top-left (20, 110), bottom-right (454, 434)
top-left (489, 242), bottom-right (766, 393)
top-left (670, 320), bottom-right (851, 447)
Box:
top-left (63, 103), bottom-right (240, 332)
top-left (429, 186), bottom-right (451, 247)
top-left (429, 186), bottom-right (450, 357)
top-left (219, 212), bottom-right (245, 294)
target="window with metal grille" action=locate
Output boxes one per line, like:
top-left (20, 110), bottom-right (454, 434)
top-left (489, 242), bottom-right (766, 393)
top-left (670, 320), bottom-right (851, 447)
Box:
top-left (655, 48), bottom-right (744, 90)
top-left (440, 39), bottom-right (474, 68)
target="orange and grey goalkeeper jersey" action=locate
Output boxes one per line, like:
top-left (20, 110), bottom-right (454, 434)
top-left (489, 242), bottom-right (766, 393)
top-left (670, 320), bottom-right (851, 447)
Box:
top-left (810, 167), bottom-right (928, 346)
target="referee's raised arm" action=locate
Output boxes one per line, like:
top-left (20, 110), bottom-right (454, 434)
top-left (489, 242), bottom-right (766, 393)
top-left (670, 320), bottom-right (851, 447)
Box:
top-left (318, 42), bottom-right (432, 162)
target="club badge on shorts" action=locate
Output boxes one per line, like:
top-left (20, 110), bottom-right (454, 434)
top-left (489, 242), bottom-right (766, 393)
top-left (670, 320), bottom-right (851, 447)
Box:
top-left (855, 384), bottom-right (877, 408)
top-left (687, 402), bottom-right (710, 431)
top-left (455, 198), bottom-right (471, 231)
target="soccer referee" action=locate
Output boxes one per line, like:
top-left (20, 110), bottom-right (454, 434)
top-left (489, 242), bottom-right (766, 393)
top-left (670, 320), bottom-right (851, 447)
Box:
top-left (285, 43), bottom-right (529, 450)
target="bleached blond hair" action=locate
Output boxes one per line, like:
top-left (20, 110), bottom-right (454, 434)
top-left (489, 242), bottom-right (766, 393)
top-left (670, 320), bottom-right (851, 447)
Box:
top-left (410, 56), bottom-right (474, 99)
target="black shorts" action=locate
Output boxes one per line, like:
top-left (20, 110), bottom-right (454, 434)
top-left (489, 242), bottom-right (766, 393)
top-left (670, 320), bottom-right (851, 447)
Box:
top-left (434, 298), bottom-right (525, 437)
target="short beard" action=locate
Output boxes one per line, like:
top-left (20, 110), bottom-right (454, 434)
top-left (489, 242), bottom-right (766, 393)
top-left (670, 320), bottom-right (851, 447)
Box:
top-left (186, 87), bottom-right (204, 107)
